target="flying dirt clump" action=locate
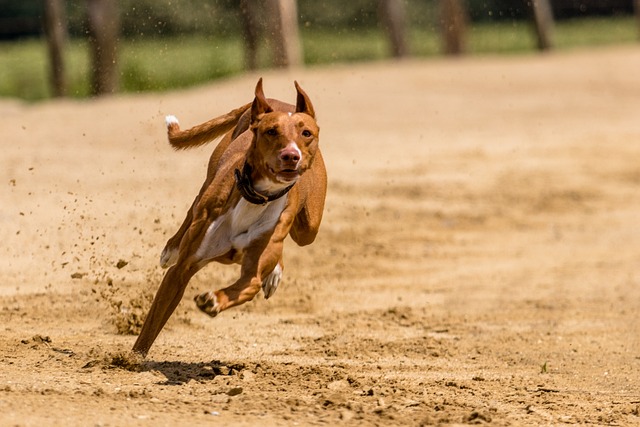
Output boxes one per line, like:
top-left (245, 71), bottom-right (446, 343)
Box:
top-left (98, 275), bottom-right (156, 335)
top-left (82, 347), bottom-right (146, 372)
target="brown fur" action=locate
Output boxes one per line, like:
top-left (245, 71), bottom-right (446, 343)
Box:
top-left (132, 79), bottom-right (327, 357)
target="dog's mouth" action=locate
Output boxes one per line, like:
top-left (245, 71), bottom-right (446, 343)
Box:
top-left (276, 168), bottom-right (300, 182)
top-left (267, 164), bottom-right (300, 183)
top-left (266, 164), bottom-right (302, 184)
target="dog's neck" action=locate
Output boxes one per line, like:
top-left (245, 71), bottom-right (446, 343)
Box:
top-left (234, 162), bottom-right (294, 205)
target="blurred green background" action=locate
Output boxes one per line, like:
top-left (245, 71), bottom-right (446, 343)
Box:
top-left (0, 0), bottom-right (637, 100)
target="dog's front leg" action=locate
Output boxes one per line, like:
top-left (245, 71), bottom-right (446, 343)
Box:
top-left (195, 234), bottom-right (285, 316)
top-left (290, 153), bottom-right (327, 247)
top-left (262, 256), bottom-right (284, 300)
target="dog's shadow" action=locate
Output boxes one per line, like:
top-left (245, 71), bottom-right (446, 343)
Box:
top-left (141, 359), bottom-right (246, 386)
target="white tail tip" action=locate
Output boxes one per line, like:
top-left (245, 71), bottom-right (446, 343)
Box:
top-left (165, 115), bottom-right (179, 128)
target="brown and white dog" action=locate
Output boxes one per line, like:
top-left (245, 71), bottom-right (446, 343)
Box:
top-left (132, 79), bottom-right (326, 357)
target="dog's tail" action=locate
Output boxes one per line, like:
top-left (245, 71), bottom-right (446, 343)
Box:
top-left (165, 102), bottom-right (252, 150)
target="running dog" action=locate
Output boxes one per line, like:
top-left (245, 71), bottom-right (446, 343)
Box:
top-left (132, 79), bottom-right (326, 357)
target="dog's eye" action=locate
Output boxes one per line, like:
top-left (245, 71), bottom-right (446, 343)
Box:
top-left (302, 130), bottom-right (312, 138)
top-left (266, 128), bottom-right (278, 136)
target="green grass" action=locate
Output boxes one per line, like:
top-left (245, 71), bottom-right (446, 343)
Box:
top-left (0, 40), bottom-right (51, 100)
top-left (119, 36), bottom-right (245, 93)
top-left (0, 36), bottom-right (246, 99)
top-left (303, 28), bottom-right (390, 64)
top-left (469, 17), bottom-right (639, 54)
top-left (555, 16), bottom-right (639, 49)
top-left (0, 17), bottom-right (637, 101)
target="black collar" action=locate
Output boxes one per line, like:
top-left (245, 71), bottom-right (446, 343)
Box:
top-left (234, 163), bottom-right (294, 205)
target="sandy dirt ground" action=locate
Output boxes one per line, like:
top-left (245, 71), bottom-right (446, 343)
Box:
top-left (1, 46), bottom-right (640, 426)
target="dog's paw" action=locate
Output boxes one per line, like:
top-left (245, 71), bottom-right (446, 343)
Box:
top-left (159, 245), bottom-right (178, 269)
top-left (194, 291), bottom-right (220, 317)
top-left (262, 264), bottom-right (283, 300)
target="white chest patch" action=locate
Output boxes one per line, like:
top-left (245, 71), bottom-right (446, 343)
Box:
top-left (194, 196), bottom-right (287, 264)
top-left (230, 197), bottom-right (287, 249)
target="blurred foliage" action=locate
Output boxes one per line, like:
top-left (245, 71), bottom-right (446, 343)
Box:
top-left (66, 0), bottom-right (240, 37)
top-left (1, 0), bottom-right (634, 39)
top-left (1, 16), bottom-right (637, 101)
top-left (0, 0), bottom-right (42, 38)
top-left (0, 0), bottom-right (636, 100)
top-left (466, 0), bottom-right (530, 20)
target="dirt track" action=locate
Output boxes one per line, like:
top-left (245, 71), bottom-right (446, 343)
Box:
top-left (1, 47), bottom-right (640, 426)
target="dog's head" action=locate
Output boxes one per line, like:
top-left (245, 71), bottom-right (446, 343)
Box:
top-left (248, 79), bottom-right (319, 191)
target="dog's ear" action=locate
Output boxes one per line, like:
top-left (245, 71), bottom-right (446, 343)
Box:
top-left (294, 81), bottom-right (315, 119)
top-left (251, 78), bottom-right (273, 125)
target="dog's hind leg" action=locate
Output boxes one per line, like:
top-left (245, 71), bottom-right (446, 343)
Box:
top-left (135, 215), bottom-right (217, 357)
top-left (161, 129), bottom-right (238, 268)
top-left (160, 196), bottom-right (196, 268)
top-left (133, 261), bottom-right (197, 356)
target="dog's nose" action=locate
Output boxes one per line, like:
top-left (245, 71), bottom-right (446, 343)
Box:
top-left (279, 147), bottom-right (301, 165)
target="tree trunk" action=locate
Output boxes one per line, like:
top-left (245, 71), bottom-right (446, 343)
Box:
top-left (265, 0), bottom-right (302, 68)
top-left (529, 0), bottom-right (554, 51)
top-left (440, 0), bottom-right (467, 55)
top-left (378, 0), bottom-right (409, 58)
top-left (86, 0), bottom-right (120, 96)
top-left (43, 0), bottom-right (68, 97)
top-left (240, 0), bottom-right (260, 70)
